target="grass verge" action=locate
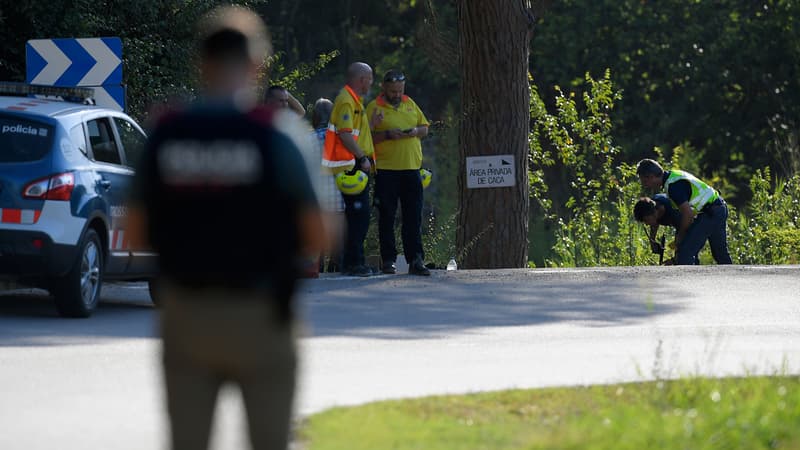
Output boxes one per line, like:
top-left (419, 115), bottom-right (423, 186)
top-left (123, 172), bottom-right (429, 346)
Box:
top-left (298, 376), bottom-right (800, 450)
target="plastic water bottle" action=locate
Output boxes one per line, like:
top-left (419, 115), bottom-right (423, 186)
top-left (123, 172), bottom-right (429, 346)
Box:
top-left (446, 257), bottom-right (458, 271)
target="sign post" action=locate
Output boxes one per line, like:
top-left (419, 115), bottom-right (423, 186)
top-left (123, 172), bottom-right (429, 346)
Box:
top-left (25, 37), bottom-right (125, 111)
top-left (466, 154), bottom-right (516, 189)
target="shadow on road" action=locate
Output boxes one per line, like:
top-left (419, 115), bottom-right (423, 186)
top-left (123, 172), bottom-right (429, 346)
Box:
top-left (297, 269), bottom-right (690, 339)
top-left (0, 283), bottom-right (157, 347)
top-left (11, 266), bottom-right (776, 345)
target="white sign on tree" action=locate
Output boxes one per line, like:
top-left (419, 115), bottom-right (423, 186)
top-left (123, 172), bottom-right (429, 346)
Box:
top-left (466, 154), bottom-right (515, 189)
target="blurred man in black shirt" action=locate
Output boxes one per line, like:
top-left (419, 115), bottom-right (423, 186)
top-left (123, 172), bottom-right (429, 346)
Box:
top-left (127, 6), bottom-right (326, 450)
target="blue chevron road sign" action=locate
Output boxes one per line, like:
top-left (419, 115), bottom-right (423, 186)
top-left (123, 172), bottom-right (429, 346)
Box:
top-left (25, 37), bottom-right (125, 111)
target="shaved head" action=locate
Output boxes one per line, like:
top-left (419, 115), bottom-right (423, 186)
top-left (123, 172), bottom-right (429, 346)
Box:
top-left (347, 62), bottom-right (372, 83)
top-left (344, 62), bottom-right (374, 96)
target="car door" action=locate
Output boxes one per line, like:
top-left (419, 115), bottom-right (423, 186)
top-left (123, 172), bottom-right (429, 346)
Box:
top-left (85, 115), bottom-right (133, 275)
top-left (110, 115), bottom-right (157, 276)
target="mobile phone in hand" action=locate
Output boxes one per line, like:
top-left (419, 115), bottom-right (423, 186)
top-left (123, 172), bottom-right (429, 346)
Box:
top-left (401, 128), bottom-right (414, 133)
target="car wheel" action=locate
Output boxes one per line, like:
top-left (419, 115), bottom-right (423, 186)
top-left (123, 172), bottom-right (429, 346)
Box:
top-left (53, 229), bottom-right (103, 318)
top-left (147, 279), bottom-right (161, 307)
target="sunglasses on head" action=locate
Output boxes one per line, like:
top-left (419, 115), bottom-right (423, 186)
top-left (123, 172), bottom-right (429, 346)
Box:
top-left (383, 73), bottom-right (406, 82)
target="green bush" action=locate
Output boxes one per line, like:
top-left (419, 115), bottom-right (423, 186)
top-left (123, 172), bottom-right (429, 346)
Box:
top-left (530, 72), bottom-right (799, 267)
top-left (530, 70), bottom-right (654, 267)
top-left (728, 169), bottom-right (800, 265)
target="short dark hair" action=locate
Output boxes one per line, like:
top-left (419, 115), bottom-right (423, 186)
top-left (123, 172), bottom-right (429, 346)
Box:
top-left (264, 85), bottom-right (287, 101)
top-left (633, 197), bottom-right (657, 222)
top-left (636, 159), bottom-right (664, 177)
top-left (266, 85), bottom-right (286, 95)
top-left (311, 98), bottom-right (333, 129)
top-left (201, 29), bottom-right (250, 65)
top-left (383, 70), bottom-right (405, 83)
top-left (198, 6), bottom-right (270, 66)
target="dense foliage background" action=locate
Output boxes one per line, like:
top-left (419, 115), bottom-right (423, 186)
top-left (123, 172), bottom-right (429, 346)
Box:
top-left (1, 0), bottom-right (797, 266)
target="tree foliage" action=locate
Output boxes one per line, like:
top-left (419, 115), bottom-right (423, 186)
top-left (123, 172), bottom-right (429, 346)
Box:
top-left (728, 169), bottom-right (800, 264)
top-left (532, 0), bottom-right (800, 205)
top-left (530, 70), bottom-right (656, 267)
top-left (0, 0), bottom-right (269, 120)
top-left (530, 73), bottom-right (800, 267)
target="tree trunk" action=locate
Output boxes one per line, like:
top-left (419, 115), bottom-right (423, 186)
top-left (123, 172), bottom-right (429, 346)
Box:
top-left (456, 0), bottom-right (531, 268)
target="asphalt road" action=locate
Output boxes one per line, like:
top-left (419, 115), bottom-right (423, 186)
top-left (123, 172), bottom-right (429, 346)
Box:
top-left (1, 265), bottom-right (798, 449)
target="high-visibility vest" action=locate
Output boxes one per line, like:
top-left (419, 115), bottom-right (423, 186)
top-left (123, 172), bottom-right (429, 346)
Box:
top-left (664, 169), bottom-right (719, 214)
top-left (323, 85), bottom-right (367, 173)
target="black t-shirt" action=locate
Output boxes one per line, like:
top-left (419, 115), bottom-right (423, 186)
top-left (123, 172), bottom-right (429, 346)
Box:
top-left (652, 194), bottom-right (681, 228)
top-left (132, 103), bottom-right (317, 295)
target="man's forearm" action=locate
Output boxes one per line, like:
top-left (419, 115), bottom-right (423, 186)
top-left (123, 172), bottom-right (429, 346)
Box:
top-left (371, 130), bottom-right (388, 144)
top-left (677, 215), bottom-right (692, 243)
top-left (676, 203), bottom-right (694, 244)
top-left (287, 92), bottom-right (306, 117)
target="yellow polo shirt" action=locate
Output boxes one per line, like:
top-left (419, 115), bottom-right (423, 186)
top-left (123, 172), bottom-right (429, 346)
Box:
top-left (330, 85), bottom-right (374, 158)
top-left (365, 94), bottom-right (429, 170)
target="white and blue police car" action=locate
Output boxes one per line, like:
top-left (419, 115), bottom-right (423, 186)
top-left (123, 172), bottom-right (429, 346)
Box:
top-left (0, 83), bottom-right (157, 317)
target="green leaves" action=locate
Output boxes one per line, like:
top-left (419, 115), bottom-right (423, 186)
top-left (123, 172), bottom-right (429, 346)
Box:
top-left (0, 0), bottom-right (270, 120)
top-left (265, 50), bottom-right (341, 98)
top-left (532, 0), bottom-right (800, 199)
top-left (728, 169), bottom-right (800, 264)
top-left (530, 71), bottom-right (645, 267)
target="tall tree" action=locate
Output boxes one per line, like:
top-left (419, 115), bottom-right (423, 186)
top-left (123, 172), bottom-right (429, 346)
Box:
top-left (456, 1), bottom-right (533, 268)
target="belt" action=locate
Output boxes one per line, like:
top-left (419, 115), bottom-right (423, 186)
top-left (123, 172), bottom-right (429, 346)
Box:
top-left (702, 198), bottom-right (725, 213)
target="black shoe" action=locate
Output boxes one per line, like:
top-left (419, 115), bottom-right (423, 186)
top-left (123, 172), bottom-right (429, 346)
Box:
top-left (345, 265), bottom-right (372, 277)
top-left (382, 261), bottom-right (397, 274)
top-left (408, 258), bottom-right (431, 276)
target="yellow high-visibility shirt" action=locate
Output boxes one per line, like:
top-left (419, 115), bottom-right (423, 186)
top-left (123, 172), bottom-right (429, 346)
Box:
top-left (366, 94), bottom-right (429, 170)
top-left (327, 85), bottom-right (374, 161)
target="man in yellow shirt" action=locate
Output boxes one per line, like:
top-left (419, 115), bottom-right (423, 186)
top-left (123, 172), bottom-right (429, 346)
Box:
top-left (366, 70), bottom-right (431, 276)
top-left (323, 62), bottom-right (376, 277)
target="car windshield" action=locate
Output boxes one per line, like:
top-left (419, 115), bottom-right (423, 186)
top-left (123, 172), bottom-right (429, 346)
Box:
top-left (0, 114), bottom-right (55, 162)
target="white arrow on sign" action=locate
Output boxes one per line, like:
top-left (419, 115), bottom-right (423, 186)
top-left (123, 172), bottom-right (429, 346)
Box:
top-left (76, 38), bottom-right (121, 86)
top-left (92, 87), bottom-right (124, 111)
top-left (28, 40), bottom-right (72, 85)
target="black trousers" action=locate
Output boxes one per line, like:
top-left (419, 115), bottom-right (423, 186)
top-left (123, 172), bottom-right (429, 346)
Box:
top-left (341, 179), bottom-right (371, 269)
top-left (374, 169), bottom-right (424, 264)
top-left (676, 199), bottom-right (733, 265)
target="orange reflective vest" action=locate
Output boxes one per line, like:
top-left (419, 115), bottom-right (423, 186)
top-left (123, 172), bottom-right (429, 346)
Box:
top-left (322, 85), bottom-right (372, 173)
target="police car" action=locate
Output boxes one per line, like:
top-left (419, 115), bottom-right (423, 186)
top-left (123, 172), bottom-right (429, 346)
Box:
top-left (0, 83), bottom-right (157, 317)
